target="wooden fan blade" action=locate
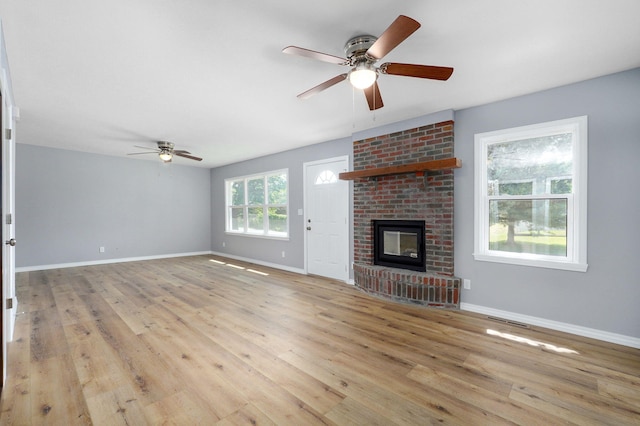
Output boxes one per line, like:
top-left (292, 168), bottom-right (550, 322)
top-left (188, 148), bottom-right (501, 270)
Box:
top-left (174, 149), bottom-right (191, 155)
top-left (363, 81), bottom-right (384, 110)
top-left (366, 15), bottom-right (421, 60)
top-left (282, 46), bottom-right (348, 65)
top-left (297, 74), bottom-right (348, 99)
top-left (380, 63), bottom-right (454, 80)
top-left (127, 151), bottom-right (158, 155)
top-left (134, 145), bottom-right (160, 151)
top-left (174, 152), bottom-right (202, 161)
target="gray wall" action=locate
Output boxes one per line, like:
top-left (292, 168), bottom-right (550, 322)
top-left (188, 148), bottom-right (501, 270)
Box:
top-left (16, 144), bottom-right (211, 267)
top-left (210, 137), bottom-right (352, 271)
top-left (454, 68), bottom-right (640, 338)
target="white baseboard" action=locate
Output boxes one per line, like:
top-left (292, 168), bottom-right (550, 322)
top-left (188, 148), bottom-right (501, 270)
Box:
top-left (461, 302), bottom-right (640, 349)
top-left (15, 251), bottom-right (214, 272)
top-left (210, 251), bottom-right (306, 275)
top-left (16, 250), bottom-right (311, 279)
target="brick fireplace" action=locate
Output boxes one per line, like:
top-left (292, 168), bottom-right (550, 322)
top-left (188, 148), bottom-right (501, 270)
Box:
top-left (350, 119), bottom-right (460, 308)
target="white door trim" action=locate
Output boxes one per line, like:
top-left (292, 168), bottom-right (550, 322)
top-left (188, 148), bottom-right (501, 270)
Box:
top-left (0, 23), bottom-right (17, 387)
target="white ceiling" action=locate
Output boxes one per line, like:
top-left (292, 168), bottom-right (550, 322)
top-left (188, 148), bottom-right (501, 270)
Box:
top-left (1, 1), bottom-right (639, 168)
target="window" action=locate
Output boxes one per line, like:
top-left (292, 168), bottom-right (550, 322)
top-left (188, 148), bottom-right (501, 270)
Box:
top-left (226, 169), bottom-right (289, 238)
top-left (474, 116), bottom-right (587, 271)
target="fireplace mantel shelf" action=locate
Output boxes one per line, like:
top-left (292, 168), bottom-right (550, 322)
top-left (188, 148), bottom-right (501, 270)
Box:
top-left (338, 157), bottom-right (461, 181)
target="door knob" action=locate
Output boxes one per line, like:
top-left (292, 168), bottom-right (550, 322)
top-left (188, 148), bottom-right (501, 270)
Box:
top-left (306, 226), bottom-right (311, 231)
top-left (5, 238), bottom-right (16, 246)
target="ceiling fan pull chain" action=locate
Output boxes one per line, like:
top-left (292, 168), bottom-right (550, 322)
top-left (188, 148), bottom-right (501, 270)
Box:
top-left (352, 86), bottom-right (356, 128)
top-left (372, 84), bottom-right (377, 122)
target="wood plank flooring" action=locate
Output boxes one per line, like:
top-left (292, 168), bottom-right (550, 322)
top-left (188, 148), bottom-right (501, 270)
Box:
top-left (1, 255), bottom-right (638, 425)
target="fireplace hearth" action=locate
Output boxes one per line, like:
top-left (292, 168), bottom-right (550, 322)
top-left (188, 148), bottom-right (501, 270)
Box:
top-left (373, 220), bottom-right (426, 272)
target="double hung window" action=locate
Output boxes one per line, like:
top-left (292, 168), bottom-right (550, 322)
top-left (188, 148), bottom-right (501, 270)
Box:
top-left (474, 116), bottom-right (587, 271)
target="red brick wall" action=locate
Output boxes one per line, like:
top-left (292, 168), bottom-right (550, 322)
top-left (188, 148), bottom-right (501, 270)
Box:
top-left (353, 120), bottom-right (455, 276)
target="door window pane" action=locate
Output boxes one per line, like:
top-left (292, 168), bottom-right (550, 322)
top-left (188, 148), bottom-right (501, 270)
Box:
top-left (315, 170), bottom-right (337, 185)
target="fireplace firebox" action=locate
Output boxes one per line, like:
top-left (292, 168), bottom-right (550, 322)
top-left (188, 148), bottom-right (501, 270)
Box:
top-left (373, 220), bottom-right (426, 272)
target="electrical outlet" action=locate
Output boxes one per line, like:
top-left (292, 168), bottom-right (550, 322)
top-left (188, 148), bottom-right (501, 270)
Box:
top-left (99, 246), bottom-right (105, 253)
top-left (282, 251), bottom-right (286, 258)
top-left (222, 241), bottom-right (226, 247)
top-left (463, 279), bottom-right (471, 290)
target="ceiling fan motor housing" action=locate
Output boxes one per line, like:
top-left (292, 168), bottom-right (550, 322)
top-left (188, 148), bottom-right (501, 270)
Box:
top-left (344, 35), bottom-right (377, 64)
top-left (157, 141), bottom-right (175, 151)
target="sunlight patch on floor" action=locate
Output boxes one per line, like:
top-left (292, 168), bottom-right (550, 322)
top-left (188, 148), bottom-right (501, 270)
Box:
top-left (487, 329), bottom-right (579, 354)
top-left (225, 263), bottom-right (245, 270)
top-left (209, 258), bottom-right (269, 275)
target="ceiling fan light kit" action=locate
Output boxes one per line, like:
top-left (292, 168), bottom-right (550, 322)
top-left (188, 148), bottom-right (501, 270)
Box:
top-left (282, 15), bottom-right (454, 110)
top-left (159, 151), bottom-right (173, 162)
top-left (349, 63), bottom-right (377, 89)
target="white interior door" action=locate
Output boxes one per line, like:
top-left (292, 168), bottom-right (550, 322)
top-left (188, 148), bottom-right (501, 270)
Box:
top-left (304, 156), bottom-right (349, 281)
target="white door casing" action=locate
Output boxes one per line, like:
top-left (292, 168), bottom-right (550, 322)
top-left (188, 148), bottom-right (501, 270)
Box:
top-left (2, 102), bottom-right (16, 342)
top-left (1, 23), bottom-right (18, 387)
top-left (303, 156), bottom-right (349, 282)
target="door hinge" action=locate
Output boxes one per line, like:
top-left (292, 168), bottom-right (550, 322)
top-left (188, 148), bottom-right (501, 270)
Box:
top-left (6, 213), bottom-right (12, 225)
top-left (5, 128), bottom-right (11, 140)
top-left (6, 298), bottom-right (13, 309)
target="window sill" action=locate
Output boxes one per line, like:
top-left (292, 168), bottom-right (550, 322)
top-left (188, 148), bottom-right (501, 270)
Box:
top-left (225, 231), bottom-right (290, 241)
top-left (473, 253), bottom-right (588, 272)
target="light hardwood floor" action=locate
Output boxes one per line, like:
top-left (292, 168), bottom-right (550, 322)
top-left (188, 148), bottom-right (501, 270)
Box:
top-left (0, 255), bottom-right (638, 425)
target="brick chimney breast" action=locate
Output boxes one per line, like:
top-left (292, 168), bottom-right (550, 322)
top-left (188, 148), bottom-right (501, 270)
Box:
top-left (352, 120), bottom-right (460, 308)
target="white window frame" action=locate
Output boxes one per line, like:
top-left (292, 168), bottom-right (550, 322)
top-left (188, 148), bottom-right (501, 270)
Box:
top-left (225, 169), bottom-right (289, 240)
top-left (474, 116), bottom-right (588, 272)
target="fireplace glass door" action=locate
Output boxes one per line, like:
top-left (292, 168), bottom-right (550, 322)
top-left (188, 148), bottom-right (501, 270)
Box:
top-left (383, 231), bottom-right (419, 258)
top-left (374, 220), bottom-right (426, 271)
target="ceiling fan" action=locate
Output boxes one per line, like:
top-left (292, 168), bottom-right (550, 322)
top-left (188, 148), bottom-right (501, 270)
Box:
top-left (282, 15), bottom-right (454, 110)
top-left (127, 141), bottom-right (202, 163)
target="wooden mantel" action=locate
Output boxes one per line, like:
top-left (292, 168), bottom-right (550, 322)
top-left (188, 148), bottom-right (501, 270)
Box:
top-left (339, 157), bottom-right (461, 180)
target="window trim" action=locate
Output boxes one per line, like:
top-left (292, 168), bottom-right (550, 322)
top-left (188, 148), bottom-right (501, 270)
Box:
top-left (225, 169), bottom-right (289, 240)
top-left (473, 116), bottom-right (588, 272)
